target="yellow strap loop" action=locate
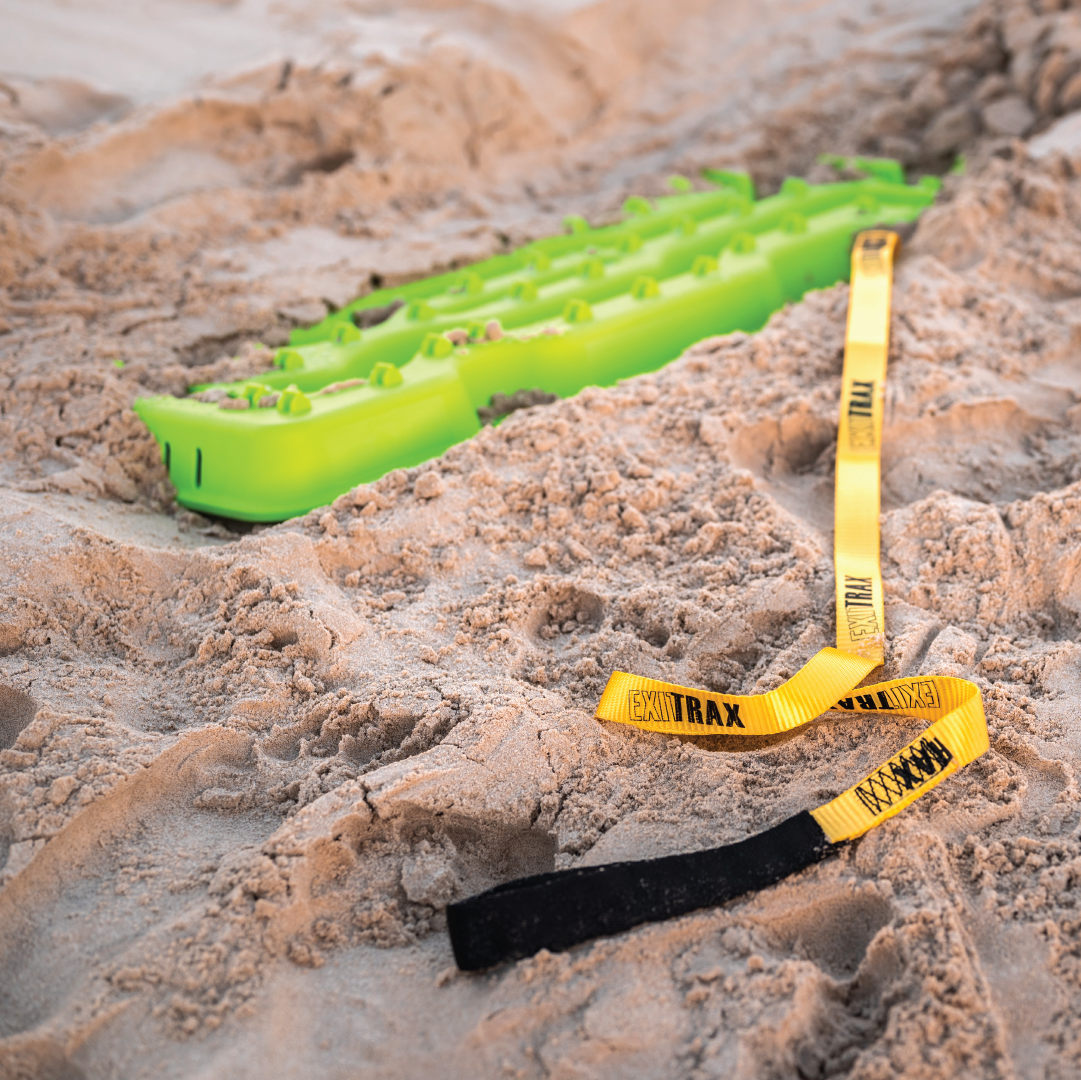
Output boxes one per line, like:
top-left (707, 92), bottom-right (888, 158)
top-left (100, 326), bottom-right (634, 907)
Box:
top-left (595, 231), bottom-right (989, 844)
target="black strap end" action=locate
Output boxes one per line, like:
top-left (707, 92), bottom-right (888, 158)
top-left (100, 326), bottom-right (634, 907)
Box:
top-left (447, 811), bottom-right (839, 971)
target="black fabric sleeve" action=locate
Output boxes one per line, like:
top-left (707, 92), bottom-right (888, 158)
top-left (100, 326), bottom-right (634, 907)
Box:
top-left (446, 810), bottom-right (840, 971)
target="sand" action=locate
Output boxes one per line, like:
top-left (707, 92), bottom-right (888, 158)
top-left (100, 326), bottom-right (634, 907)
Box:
top-left (4, 0), bottom-right (1081, 1076)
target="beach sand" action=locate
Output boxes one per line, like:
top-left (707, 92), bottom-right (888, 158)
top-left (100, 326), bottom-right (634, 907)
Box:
top-left (4, 0), bottom-right (1081, 1076)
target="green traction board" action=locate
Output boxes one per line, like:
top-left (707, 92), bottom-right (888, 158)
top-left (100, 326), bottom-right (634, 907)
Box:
top-left (134, 166), bottom-right (938, 521)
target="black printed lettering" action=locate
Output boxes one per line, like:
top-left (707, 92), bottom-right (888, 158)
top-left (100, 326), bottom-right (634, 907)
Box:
top-left (836, 697), bottom-right (854, 710)
top-left (643, 691), bottom-right (668, 723)
top-left (705, 699), bottom-right (721, 726)
top-left (846, 609), bottom-right (880, 637)
top-left (848, 415), bottom-right (875, 450)
top-left (889, 679), bottom-right (940, 710)
top-left (671, 693), bottom-right (684, 722)
top-left (856, 694), bottom-right (877, 710)
top-left (845, 384), bottom-right (876, 450)
top-left (905, 736), bottom-right (952, 774)
top-left (842, 576), bottom-right (880, 637)
top-left (847, 380), bottom-right (874, 417)
top-left (859, 237), bottom-right (888, 275)
top-left (723, 702), bottom-right (745, 728)
top-left (855, 737), bottom-right (954, 816)
top-left (843, 576), bottom-right (873, 604)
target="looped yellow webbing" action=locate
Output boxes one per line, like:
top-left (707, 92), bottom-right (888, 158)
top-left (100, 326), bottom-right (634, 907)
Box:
top-left (595, 231), bottom-right (988, 844)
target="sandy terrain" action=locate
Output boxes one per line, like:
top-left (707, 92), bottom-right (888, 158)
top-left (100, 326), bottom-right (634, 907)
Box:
top-left (4, 0), bottom-right (1081, 1076)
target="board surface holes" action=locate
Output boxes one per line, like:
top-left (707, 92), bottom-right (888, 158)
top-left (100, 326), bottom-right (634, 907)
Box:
top-left (195, 448), bottom-right (202, 488)
top-left (164, 442), bottom-right (171, 474)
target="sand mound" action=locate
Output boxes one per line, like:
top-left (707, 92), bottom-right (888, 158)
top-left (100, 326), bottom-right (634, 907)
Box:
top-left (6, 0), bottom-right (1081, 1076)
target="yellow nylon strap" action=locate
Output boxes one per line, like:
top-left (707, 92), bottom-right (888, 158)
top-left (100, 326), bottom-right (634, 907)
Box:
top-left (596, 649), bottom-right (877, 737)
top-left (835, 231), bottom-right (894, 663)
top-left (810, 675), bottom-right (986, 841)
top-left (594, 231), bottom-right (989, 844)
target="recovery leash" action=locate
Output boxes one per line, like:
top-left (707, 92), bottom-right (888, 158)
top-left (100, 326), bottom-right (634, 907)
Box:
top-left (447, 232), bottom-right (988, 971)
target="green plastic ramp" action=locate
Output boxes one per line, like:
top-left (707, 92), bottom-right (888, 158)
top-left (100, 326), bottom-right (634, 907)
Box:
top-left (134, 165), bottom-right (938, 521)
